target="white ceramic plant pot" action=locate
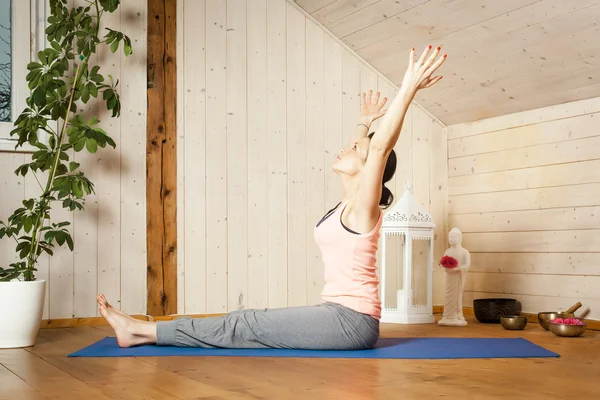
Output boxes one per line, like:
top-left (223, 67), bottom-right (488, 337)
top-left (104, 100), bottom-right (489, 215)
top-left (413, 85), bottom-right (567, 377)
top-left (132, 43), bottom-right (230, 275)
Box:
top-left (0, 280), bottom-right (46, 348)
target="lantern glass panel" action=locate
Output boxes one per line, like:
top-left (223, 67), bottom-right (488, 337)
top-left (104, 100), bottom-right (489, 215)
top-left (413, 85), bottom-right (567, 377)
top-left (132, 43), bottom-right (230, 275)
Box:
top-left (381, 233), bottom-right (406, 308)
top-left (411, 238), bottom-right (430, 308)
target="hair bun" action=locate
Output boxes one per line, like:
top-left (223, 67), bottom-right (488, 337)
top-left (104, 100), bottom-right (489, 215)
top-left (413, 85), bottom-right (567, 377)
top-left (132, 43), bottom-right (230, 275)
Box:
top-left (380, 185), bottom-right (393, 209)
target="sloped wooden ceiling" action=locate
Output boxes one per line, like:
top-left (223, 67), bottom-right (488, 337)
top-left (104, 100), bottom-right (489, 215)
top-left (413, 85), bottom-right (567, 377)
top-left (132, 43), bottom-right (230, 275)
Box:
top-left (295, 0), bottom-right (600, 125)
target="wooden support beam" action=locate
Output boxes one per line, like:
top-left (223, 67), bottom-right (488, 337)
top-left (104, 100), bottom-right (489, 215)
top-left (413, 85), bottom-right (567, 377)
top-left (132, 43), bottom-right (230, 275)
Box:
top-left (146, 0), bottom-right (177, 316)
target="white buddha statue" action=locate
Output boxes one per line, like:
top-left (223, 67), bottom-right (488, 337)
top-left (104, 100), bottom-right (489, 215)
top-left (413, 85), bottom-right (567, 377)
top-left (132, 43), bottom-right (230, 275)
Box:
top-left (438, 228), bottom-right (471, 327)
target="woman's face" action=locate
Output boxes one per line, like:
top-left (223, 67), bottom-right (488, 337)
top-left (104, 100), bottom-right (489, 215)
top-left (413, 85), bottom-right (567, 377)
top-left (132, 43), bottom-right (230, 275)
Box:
top-left (332, 137), bottom-right (370, 176)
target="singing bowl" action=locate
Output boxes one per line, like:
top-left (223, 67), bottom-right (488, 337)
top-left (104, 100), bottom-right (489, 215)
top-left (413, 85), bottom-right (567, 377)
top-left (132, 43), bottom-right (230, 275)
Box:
top-left (549, 321), bottom-right (587, 337)
top-left (538, 302), bottom-right (583, 330)
top-left (473, 298), bottom-right (520, 323)
top-left (500, 315), bottom-right (528, 330)
top-left (537, 312), bottom-right (574, 330)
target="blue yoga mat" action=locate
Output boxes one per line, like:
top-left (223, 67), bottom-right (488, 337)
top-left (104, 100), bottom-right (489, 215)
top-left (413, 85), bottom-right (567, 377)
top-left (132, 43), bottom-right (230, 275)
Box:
top-left (68, 337), bottom-right (559, 359)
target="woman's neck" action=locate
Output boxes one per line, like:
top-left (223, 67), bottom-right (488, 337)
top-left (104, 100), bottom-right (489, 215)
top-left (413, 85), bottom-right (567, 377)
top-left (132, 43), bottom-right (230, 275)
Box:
top-left (340, 175), bottom-right (360, 203)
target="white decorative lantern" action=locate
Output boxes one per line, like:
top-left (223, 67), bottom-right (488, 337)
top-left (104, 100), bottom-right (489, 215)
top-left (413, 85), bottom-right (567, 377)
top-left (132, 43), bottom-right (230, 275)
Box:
top-left (380, 181), bottom-right (435, 324)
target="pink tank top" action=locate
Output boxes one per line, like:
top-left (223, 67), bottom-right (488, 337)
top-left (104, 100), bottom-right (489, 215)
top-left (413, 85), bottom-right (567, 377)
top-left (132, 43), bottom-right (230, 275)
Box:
top-left (314, 201), bottom-right (383, 320)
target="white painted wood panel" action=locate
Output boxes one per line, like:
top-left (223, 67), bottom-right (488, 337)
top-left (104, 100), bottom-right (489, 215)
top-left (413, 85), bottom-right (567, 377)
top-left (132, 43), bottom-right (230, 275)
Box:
top-left (467, 253), bottom-right (600, 276)
top-left (286, 3), bottom-right (308, 307)
top-left (448, 159), bottom-right (600, 197)
top-left (48, 181), bottom-right (75, 318)
top-left (266, 0), bottom-right (288, 309)
top-left (247, 0), bottom-right (269, 310)
top-left (450, 135), bottom-right (600, 177)
top-left (364, 0), bottom-right (536, 68)
top-left (376, 77), bottom-right (399, 306)
top-left (72, 0), bottom-right (99, 318)
top-left (462, 230), bottom-right (600, 253)
top-left (294, 0), bottom-right (600, 125)
top-left (176, 0), bottom-right (447, 313)
top-left (294, 0), bottom-right (335, 14)
top-left (0, 154), bottom-right (25, 270)
top-left (449, 183), bottom-right (600, 215)
top-left (423, 21), bottom-right (600, 102)
top-left (227, 0), bottom-right (248, 311)
top-left (405, 2), bottom-right (600, 93)
top-left (117, 0), bottom-right (147, 315)
top-left (305, 20), bottom-right (325, 305)
top-left (411, 108), bottom-right (432, 307)
top-left (181, 0), bottom-right (207, 314)
top-left (311, 0), bottom-right (379, 27)
top-left (346, 0), bottom-right (472, 51)
top-left (465, 272), bottom-right (599, 301)
top-left (429, 122), bottom-right (447, 305)
top-left (24, 171), bottom-right (50, 319)
top-left (205, 0), bottom-right (228, 313)
top-left (447, 98), bottom-right (600, 140)
top-left (72, 117), bottom-right (98, 318)
top-left (342, 51), bottom-right (360, 146)
top-left (323, 36), bottom-right (344, 210)
top-left (246, 1), bottom-right (269, 308)
top-left (328, 0), bottom-right (425, 39)
top-left (448, 97), bottom-right (600, 319)
top-left (96, 5), bottom-right (122, 312)
top-left (430, 63), bottom-right (600, 124)
top-left (448, 113), bottom-right (599, 159)
top-left (450, 207), bottom-right (600, 233)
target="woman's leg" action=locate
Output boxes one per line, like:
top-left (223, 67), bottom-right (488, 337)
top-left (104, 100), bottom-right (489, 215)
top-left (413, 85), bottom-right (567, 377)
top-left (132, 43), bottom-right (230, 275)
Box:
top-left (97, 295), bottom-right (157, 347)
top-left (156, 302), bottom-right (379, 350)
top-left (98, 294), bottom-right (379, 349)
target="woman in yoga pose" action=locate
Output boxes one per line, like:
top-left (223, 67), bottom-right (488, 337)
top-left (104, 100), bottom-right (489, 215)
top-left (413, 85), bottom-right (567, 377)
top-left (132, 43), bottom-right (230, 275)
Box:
top-left (98, 45), bottom-right (446, 349)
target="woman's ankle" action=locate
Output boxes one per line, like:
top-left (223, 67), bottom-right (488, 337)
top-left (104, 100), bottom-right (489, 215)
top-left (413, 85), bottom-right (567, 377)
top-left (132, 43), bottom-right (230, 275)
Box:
top-left (136, 321), bottom-right (158, 343)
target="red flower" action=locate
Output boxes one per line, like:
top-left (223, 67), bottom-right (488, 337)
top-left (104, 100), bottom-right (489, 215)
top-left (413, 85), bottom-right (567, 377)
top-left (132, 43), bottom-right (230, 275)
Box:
top-left (551, 317), bottom-right (585, 326)
top-left (440, 255), bottom-right (458, 268)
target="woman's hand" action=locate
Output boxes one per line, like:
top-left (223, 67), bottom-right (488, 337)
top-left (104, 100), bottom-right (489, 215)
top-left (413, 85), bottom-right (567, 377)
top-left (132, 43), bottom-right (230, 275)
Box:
top-left (400, 45), bottom-right (446, 97)
top-left (360, 90), bottom-right (388, 125)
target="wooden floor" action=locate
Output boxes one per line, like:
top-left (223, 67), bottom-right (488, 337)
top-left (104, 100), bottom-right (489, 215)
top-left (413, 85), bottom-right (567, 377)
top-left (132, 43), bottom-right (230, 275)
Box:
top-left (1, 316), bottom-right (598, 400)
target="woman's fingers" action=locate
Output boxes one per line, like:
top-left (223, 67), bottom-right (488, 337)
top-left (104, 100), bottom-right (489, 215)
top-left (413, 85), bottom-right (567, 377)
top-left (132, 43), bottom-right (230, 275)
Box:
top-left (422, 46), bottom-right (441, 72)
top-left (373, 91), bottom-right (380, 105)
top-left (416, 45), bottom-right (431, 67)
top-left (424, 53), bottom-right (447, 78)
top-left (422, 75), bottom-right (443, 88)
top-left (378, 96), bottom-right (388, 108)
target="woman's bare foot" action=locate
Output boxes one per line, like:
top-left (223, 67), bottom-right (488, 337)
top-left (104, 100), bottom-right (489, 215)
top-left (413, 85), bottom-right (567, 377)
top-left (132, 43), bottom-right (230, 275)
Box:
top-left (97, 294), bottom-right (157, 348)
top-left (98, 294), bottom-right (136, 320)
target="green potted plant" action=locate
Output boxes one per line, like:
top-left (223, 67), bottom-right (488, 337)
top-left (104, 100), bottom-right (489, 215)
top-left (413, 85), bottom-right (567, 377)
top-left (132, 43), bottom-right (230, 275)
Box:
top-left (0, 0), bottom-right (131, 348)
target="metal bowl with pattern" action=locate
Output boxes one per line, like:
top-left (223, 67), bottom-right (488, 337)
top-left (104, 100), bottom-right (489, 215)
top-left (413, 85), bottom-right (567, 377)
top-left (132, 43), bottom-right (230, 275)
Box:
top-left (500, 315), bottom-right (528, 330)
top-left (473, 298), bottom-right (520, 323)
top-left (548, 321), bottom-right (587, 337)
top-left (537, 312), bottom-right (574, 330)
top-left (537, 302), bottom-right (582, 330)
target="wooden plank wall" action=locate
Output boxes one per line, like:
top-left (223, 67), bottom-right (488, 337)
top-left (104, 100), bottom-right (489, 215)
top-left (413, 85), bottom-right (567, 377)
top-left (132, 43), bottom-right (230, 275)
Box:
top-left (176, 0), bottom-right (447, 314)
top-left (0, 1), bottom-right (147, 319)
top-left (447, 96), bottom-right (600, 320)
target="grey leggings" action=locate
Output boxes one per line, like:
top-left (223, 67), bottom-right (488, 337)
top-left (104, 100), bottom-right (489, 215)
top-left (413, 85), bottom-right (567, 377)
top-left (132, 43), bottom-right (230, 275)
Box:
top-left (156, 302), bottom-right (380, 350)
